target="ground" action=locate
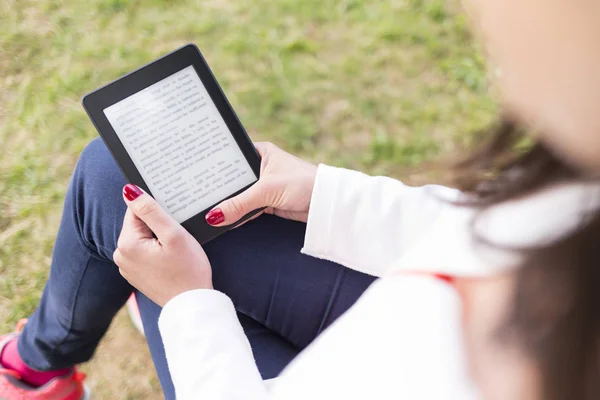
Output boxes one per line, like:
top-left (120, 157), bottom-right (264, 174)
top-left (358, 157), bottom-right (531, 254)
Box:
top-left (0, 0), bottom-right (495, 398)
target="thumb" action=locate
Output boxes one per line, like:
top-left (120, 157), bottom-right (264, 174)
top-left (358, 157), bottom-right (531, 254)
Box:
top-left (206, 182), bottom-right (267, 226)
top-left (122, 184), bottom-right (180, 243)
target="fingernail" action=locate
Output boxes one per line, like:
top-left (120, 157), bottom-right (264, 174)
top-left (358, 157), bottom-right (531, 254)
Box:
top-left (123, 184), bottom-right (143, 201)
top-left (206, 208), bottom-right (225, 225)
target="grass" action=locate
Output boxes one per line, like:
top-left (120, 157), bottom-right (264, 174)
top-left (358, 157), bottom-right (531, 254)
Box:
top-left (0, 0), bottom-right (496, 398)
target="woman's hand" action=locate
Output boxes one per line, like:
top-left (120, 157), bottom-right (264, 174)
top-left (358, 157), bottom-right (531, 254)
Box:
top-left (205, 142), bottom-right (318, 227)
top-left (114, 184), bottom-right (213, 307)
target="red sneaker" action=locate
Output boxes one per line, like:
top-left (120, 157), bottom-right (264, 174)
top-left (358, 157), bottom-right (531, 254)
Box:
top-left (0, 320), bottom-right (90, 400)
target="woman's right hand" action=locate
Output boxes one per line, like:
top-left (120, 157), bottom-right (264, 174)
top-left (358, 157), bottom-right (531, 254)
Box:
top-left (205, 142), bottom-right (317, 227)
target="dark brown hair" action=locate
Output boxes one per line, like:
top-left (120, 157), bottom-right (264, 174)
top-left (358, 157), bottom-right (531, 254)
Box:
top-left (453, 118), bottom-right (600, 400)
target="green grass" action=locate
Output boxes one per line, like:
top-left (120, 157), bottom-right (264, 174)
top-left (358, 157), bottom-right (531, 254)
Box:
top-left (0, 0), bottom-right (496, 398)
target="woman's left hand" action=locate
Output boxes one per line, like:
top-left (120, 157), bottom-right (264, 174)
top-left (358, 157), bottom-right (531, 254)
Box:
top-left (114, 184), bottom-right (213, 307)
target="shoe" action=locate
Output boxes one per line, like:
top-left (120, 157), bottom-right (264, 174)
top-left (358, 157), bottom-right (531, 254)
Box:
top-left (126, 294), bottom-right (145, 336)
top-left (0, 320), bottom-right (91, 400)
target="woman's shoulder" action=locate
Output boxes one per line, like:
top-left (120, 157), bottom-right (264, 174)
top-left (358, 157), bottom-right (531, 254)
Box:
top-left (475, 181), bottom-right (600, 247)
top-left (390, 181), bottom-right (600, 278)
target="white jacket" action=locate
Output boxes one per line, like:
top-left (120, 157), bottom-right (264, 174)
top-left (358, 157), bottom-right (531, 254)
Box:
top-left (158, 164), bottom-right (599, 399)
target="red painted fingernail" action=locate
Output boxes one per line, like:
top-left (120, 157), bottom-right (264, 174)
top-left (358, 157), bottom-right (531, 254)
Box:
top-left (206, 208), bottom-right (225, 225)
top-left (123, 184), bottom-right (143, 201)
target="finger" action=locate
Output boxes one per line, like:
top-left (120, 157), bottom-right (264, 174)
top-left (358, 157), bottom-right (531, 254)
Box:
top-left (118, 267), bottom-right (129, 281)
top-left (229, 208), bottom-right (267, 229)
top-left (113, 248), bottom-right (124, 266)
top-left (122, 184), bottom-right (181, 243)
top-left (119, 208), bottom-right (154, 244)
top-left (253, 142), bottom-right (269, 157)
top-left (205, 181), bottom-right (267, 226)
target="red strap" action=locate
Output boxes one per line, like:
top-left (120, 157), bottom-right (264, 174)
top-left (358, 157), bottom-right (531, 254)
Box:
top-left (432, 273), bottom-right (454, 284)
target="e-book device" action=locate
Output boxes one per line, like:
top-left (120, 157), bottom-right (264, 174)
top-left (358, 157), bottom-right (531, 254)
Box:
top-left (83, 44), bottom-right (261, 243)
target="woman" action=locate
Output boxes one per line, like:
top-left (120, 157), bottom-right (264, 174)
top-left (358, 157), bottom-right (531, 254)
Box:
top-left (2, 0), bottom-right (600, 399)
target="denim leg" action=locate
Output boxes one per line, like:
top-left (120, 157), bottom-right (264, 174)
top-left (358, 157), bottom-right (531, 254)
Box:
top-left (207, 216), bottom-right (377, 349)
top-left (18, 137), bottom-right (132, 370)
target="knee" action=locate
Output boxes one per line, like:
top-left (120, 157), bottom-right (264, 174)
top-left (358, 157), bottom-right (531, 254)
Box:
top-left (70, 137), bottom-right (127, 257)
top-left (74, 137), bottom-right (126, 196)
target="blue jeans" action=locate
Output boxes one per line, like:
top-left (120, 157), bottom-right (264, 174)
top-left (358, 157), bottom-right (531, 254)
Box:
top-left (16, 138), bottom-right (376, 399)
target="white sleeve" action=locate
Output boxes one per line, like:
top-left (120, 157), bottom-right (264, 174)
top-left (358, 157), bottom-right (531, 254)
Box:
top-left (158, 290), bottom-right (269, 400)
top-left (301, 164), bottom-right (461, 277)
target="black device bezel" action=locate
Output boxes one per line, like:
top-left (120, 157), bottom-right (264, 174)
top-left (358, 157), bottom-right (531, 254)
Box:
top-left (82, 44), bottom-right (262, 244)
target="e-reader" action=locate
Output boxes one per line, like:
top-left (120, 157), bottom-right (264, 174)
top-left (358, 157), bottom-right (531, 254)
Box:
top-left (82, 44), bottom-right (261, 244)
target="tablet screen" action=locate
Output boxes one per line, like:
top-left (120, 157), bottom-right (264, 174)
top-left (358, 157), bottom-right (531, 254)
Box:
top-left (103, 65), bottom-right (257, 223)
